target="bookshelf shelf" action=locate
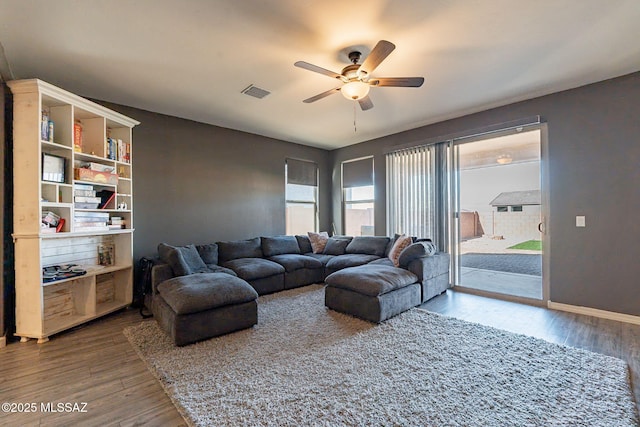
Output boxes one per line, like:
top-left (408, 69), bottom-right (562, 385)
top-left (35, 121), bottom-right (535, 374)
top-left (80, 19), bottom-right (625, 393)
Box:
top-left (8, 78), bottom-right (139, 344)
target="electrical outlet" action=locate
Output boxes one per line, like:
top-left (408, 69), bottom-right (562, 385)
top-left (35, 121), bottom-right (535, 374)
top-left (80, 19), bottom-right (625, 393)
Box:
top-left (576, 216), bottom-right (586, 227)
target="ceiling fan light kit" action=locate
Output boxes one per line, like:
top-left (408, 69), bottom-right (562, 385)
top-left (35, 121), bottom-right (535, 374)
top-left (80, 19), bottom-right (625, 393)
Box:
top-left (341, 81), bottom-right (370, 100)
top-left (295, 40), bottom-right (424, 111)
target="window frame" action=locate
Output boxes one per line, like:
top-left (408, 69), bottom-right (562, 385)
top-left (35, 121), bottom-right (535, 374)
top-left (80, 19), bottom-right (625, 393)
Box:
top-left (341, 156), bottom-right (375, 236)
top-left (285, 159), bottom-right (318, 235)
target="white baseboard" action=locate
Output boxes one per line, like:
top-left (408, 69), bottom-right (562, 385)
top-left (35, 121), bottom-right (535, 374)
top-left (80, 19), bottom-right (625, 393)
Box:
top-left (547, 301), bottom-right (640, 325)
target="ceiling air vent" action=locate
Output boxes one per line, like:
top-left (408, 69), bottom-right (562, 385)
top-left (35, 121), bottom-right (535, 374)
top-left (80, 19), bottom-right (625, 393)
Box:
top-left (241, 84), bottom-right (270, 99)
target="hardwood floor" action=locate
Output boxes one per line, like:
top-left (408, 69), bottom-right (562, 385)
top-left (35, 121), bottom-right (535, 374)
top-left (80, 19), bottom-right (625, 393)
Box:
top-left (0, 289), bottom-right (638, 425)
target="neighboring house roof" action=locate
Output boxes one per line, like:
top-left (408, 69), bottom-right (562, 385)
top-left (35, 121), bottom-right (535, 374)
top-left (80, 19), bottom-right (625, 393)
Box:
top-left (490, 190), bottom-right (541, 206)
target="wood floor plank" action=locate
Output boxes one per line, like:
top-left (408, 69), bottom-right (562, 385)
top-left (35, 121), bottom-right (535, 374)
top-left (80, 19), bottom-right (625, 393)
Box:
top-left (0, 291), bottom-right (638, 425)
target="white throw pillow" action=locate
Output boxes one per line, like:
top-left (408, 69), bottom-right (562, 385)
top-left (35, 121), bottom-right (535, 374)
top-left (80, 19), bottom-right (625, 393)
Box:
top-left (388, 234), bottom-right (413, 267)
top-left (308, 231), bottom-right (329, 254)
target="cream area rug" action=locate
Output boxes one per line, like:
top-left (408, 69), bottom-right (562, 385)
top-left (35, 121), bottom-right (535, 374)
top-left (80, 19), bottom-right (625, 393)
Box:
top-left (124, 285), bottom-right (638, 426)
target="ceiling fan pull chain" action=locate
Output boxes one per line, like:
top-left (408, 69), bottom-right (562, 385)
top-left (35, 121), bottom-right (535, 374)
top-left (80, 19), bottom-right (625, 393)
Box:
top-left (353, 102), bottom-right (357, 133)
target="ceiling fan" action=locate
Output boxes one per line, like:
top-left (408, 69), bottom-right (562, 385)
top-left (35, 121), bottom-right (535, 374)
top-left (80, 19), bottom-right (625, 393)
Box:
top-left (294, 40), bottom-right (424, 111)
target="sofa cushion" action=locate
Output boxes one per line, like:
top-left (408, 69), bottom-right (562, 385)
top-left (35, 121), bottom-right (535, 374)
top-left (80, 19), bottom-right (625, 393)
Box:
top-left (368, 257), bottom-right (394, 267)
top-left (222, 258), bottom-right (285, 281)
top-left (196, 243), bottom-right (218, 265)
top-left (325, 265), bottom-right (419, 297)
top-left (388, 234), bottom-right (413, 267)
top-left (323, 237), bottom-right (352, 255)
top-left (398, 241), bottom-right (438, 268)
top-left (345, 236), bottom-right (390, 257)
top-left (268, 254), bottom-right (322, 272)
top-left (308, 231), bottom-right (329, 253)
top-left (217, 237), bottom-right (263, 262)
top-left (295, 235), bottom-right (313, 254)
top-left (157, 273), bottom-right (258, 315)
top-left (303, 253), bottom-right (335, 265)
top-left (158, 243), bottom-right (208, 276)
top-left (204, 264), bottom-right (237, 276)
top-left (261, 235), bottom-right (301, 257)
top-left (325, 254), bottom-right (380, 272)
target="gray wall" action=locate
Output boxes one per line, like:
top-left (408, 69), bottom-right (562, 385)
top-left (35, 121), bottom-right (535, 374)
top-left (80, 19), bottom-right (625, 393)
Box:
top-left (96, 103), bottom-right (331, 262)
top-left (331, 71), bottom-right (640, 317)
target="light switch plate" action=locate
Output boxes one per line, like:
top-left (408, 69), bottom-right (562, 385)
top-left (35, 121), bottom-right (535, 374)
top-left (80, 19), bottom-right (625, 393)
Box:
top-left (576, 216), bottom-right (586, 227)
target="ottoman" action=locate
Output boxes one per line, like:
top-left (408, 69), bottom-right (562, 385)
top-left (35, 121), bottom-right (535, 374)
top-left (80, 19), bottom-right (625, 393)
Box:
top-left (153, 273), bottom-right (259, 346)
top-left (324, 265), bottom-right (421, 323)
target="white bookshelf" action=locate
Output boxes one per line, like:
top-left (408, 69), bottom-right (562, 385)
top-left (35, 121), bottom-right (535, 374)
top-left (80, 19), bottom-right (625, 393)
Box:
top-left (8, 79), bottom-right (139, 343)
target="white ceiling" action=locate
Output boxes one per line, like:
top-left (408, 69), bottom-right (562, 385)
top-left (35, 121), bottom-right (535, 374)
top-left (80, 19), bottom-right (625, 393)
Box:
top-left (1, 0), bottom-right (639, 150)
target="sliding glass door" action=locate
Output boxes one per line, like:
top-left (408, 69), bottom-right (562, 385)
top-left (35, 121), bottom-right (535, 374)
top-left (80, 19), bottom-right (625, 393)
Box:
top-left (450, 129), bottom-right (545, 301)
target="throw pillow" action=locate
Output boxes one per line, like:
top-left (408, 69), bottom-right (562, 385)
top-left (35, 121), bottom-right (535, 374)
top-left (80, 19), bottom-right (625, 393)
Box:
top-left (158, 243), bottom-right (208, 276)
top-left (261, 235), bottom-right (301, 257)
top-left (345, 236), bottom-right (391, 257)
top-left (196, 243), bottom-right (218, 265)
top-left (388, 234), bottom-right (413, 267)
top-left (308, 231), bottom-right (329, 254)
top-left (323, 237), bottom-right (352, 255)
top-left (397, 241), bottom-right (438, 268)
top-left (295, 235), bottom-right (313, 254)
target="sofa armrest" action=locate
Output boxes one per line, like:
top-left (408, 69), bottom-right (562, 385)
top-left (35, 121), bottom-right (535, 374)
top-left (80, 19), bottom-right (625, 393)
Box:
top-left (151, 263), bottom-right (174, 294)
top-left (406, 252), bottom-right (450, 282)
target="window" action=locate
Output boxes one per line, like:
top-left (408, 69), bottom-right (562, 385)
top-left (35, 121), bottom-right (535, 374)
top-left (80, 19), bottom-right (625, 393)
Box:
top-left (386, 146), bottom-right (435, 239)
top-left (285, 159), bottom-right (318, 235)
top-left (342, 157), bottom-right (374, 236)
top-left (511, 205), bottom-right (523, 212)
top-left (497, 206), bottom-right (508, 212)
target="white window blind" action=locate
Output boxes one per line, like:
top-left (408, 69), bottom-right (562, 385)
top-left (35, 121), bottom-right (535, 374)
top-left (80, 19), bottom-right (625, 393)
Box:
top-left (386, 146), bottom-right (435, 239)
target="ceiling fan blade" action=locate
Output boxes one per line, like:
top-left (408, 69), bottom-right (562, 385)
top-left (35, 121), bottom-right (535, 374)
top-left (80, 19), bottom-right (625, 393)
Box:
top-left (295, 61), bottom-right (343, 80)
top-left (358, 95), bottom-right (374, 111)
top-left (303, 87), bottom-right (341, 103)
top-left (359, 40), bottom-right (396, 77)
top-left (369, 77), bottom-right (425, 87)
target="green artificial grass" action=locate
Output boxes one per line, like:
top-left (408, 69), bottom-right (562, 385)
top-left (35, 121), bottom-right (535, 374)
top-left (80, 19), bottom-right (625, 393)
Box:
top-left (507, 240), bottom-right (542, 251)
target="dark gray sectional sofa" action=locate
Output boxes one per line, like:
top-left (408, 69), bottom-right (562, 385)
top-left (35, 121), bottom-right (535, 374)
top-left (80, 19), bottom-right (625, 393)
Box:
top-left (149, 234), bottom-right (450, 345)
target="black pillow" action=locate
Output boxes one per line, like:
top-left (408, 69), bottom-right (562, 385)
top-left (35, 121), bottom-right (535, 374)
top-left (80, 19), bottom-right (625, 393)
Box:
top-left (158, 243), bottom-right (208, 276)
top-left (397, 241), bottom-right (437, 268)
top-left (323, 237), bottom-right (352, 255)
top-left (295, 235), bottom-right (313, 254)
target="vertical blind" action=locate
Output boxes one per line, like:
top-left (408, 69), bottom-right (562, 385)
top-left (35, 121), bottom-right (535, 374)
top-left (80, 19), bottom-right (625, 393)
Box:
top-left (386, 146), bottom-right (434, 240)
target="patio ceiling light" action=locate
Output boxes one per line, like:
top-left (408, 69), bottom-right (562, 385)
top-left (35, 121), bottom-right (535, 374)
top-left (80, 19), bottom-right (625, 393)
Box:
top-left (496, 154), bottom-right (512, 165)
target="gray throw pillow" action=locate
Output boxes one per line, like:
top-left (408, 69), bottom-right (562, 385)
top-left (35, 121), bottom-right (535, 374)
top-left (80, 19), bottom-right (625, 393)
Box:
top-left (196, 243), bottom-right (218, 265)
top-left (261, 236), bottom-right (301, 257)
top-left (217, 237), bottom-right (263, 262)
top-left (323, 237), bottom-right (352, 255)
top-left (397, 241), bottom-right (437, 268)
top-left (158, 243), bottom-right (208, 276)
top-left (345, 236), bottom-right (390, 257)
top-left (295, 235), bottom-right (313, 254)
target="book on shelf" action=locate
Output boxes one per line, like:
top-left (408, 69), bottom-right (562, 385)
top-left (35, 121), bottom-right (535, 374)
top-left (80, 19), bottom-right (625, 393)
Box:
top-left (74, 196), bottom-right (101, 203)
top-left (76, 162), bottom-right (115, 173)
top-left (74, 183), bottom-right (94, 191)
top-left (74, 221), bottom-right (108, 228)
top-left (74, 120), bottom-right (83, 152)
top-left (74, 189), bottom-right (96, 197)
top-left (55, 218), bottom-right (65, 233)
top-left (98, 243), bottom-right (115, 266)
top-left (74, 202), bottom-right (100, 209)
top-left (74, 211), bottom-right (109, 219)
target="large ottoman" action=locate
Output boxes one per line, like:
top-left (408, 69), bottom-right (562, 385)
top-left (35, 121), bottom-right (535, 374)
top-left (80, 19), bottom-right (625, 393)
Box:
top-left (324, 265), bottom-right (421, 323)
top-left (153, 272), bottom-right (259, 346)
